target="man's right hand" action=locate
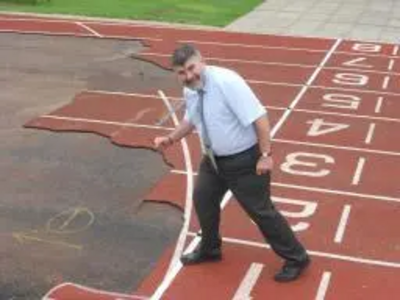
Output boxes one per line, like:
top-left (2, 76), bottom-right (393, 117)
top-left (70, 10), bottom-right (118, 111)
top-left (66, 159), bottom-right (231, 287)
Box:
top-left (154, 136), bottom-right (174, 150)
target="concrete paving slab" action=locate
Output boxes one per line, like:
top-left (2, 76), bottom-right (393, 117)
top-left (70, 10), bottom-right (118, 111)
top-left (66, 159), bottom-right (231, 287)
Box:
top-left (334, 5), bottom-right (365, 15)
top-left (388, 18), bottom-right (400, 28)
top-left (379, 28), bottom-right (400, 43)
top-left (282, 3), bottom-right (315, 12)
top-left (309, 3), bottom-right (341, 13)
top-left (348, 25), bottom-right (384, 41)
top-left (297, 13), bottom-right (332, 22)
top-left (286, 20), bottom-right (323, 36)
top-left (366, 3), bottom-right (394, 13)
top-left (357, 12), bottom-right (390, 26)
top-left (226, 0), bottom-right (400, 43)
top-left (316, 23), bottom-right (355, 37)
top-left (330, 16), bottom-right (359, 24)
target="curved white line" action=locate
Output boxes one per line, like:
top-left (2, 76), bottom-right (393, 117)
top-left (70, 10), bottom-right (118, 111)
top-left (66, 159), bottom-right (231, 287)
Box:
top-left (75, 21), bottom-right (103, 37)
top-left (150, 90), bottom-right (194, 299)
top-left (42, 282), bottom-right (148, 299)
top-left (42, 282), bottom-right (71, 300)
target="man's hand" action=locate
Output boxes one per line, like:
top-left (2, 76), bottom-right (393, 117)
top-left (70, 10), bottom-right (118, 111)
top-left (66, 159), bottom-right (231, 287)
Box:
top-left (154, 136), bottom-right (174, 151)
top-left (256, 156), bottom-right (273, 175)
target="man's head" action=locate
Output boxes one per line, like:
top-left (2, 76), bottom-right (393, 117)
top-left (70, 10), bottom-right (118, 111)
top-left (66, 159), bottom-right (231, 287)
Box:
top-left (171, 44), bottom-right (206, 91)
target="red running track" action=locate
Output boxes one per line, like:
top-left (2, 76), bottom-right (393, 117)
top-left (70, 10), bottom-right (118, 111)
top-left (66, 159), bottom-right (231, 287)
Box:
top-left (2, 13), bottom-right (399, 300)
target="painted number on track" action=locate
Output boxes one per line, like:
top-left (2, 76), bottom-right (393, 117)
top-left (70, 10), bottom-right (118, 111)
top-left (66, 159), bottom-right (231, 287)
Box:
top-left (281, 152), bottom-right (335, 177)
top-left (273, 197), bottom-right (318, 232)
top-left (333, 73), bottom-right (369, 86)
top-left (307, 118), bottom-right (350, 136)
top-left (322, 93), bottom-right (361, 110)
top-left (351, 43), bottom-right (382, 53)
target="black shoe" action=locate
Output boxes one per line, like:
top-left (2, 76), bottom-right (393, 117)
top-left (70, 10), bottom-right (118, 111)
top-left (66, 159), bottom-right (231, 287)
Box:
top-left (180, 247), bottom-right (222, 266)
top-left (274, 257), bottom-right (311, 282)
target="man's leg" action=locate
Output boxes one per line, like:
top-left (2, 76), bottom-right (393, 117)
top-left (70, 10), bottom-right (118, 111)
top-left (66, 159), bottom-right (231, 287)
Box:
top-left (181, 156), bottom-right (228, 265)
top-left (220, 149), bottom-right (309, 281)
top-left (228, 171), bottom-right (308, 263)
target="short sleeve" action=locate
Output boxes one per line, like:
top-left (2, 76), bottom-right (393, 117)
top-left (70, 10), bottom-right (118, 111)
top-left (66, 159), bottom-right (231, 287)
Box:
top-left (219, 72), bottom-right (267, 127)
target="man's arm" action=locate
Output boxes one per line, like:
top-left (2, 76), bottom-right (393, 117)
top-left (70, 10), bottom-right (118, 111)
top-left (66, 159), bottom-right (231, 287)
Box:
top-left (154, 119), bottom-right (195, 150)
top-left (254, 114), bottom-right (272, 156)
top-left (254, 114), bottom-right (273, 174)
top-left (168, 119), bottom-right (195, 143)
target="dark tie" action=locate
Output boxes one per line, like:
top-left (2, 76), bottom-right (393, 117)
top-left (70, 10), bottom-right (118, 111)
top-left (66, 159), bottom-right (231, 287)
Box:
top-left (197, 89), bottom-right (218, 171)
top-left (197, 89), bottom-right (211, 148)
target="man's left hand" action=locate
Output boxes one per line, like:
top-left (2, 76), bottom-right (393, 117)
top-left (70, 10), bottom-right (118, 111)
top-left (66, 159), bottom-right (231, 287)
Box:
top-left (256, 156), bottom-right (273, 175)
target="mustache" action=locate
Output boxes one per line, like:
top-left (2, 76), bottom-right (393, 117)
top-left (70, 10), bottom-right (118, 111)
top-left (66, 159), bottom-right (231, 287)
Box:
top-left (184, 77), bottom-right (201, 86)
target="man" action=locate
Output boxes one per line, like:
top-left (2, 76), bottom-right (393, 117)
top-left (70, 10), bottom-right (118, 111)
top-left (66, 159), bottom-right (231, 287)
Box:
top-left (154, 44), bottom-right (310, 282)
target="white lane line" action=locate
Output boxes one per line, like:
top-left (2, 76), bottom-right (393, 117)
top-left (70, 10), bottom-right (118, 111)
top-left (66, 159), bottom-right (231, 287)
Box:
top-left (382, 76), bottom-right (391, 90)
top-left (364, 123), bottom-right (376, 144)
top-left (149, 41), bottom-right (341, 300)
top-left (271, 39), bottom-right (343, 137)
top-left (352, 157), bottom-right (366, 185)
top-left (388, 59), bottom-right (395, 71)
top-left (3, 16), bottom-right (400, 60)
top-left (245, 80), bottom-right (400, 97)
top-left (315, 272), bottom-right (332, 300)
top-left (141, 52), bottom-right (400, 76)
top-left (393, 45), bottom-right (399, 56)
top-left (232, 263), bottom-right (264, 300)
top-left (75, 21), bottom-right (103, 37)
top-left (64, 89), bottom-right (400, 123)
top-left (171, 170), bottom-right (400, 203)
top-left (40, 115), bottom-right (175, 131)
top-left (186, 232), bottom-right (400, 269)
top-left (151, 235), bottom-right (199, 300)
top-left (334, 205), bottom-right (352, 244)
top-left (81, 90), bottom-right (399, 123)
top-left (182, 39), bottom-right (326, 52)
top-left (85, 82), bottom-right (400, 99)
top-left (292, 108), bottom-right (400, 123)
top-left (142, 52), bottom-right (314, 68)
top-left (155, 101), bottom-right (186, 126)
top-left (42, 282), bottom-right (71, 300)
top-left (274, 138), bottom-right (400, 156)
top-left (272, 181), bottom-right (400, 203)
top-left (335, 50), bottom-right (399, 59)
top-left (83, 89), bottom-right (400, 122)
top-left (273, 139), bottom-right (400, 156)
top-left (150, 90), bottom-right (194, 300)
top-left (84, 89), bottom-right (183, 101)
top-left (38, 116), bottom-right (400, 156)
top-left (42, 282), bottom-right (149, 300)
top-left (0, 29), bottom-right (162, 41)
top-left (0, 29), bottom-right (92, 37)
top-left (306, 84), bottom-right (400, 96)
top-left (150, 190), bottom-right (233, 300)
top-left (150, 39), bottom-right (340, 298)
top-left (374, 96), bottom-right (384, 114)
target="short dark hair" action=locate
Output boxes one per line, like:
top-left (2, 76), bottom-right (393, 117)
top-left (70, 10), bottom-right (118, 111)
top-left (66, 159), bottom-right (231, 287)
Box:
top-left (171, 44), bottom-right (200, 67)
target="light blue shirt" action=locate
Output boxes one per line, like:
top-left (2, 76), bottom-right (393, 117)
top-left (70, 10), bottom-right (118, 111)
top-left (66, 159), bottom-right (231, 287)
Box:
top-left (184, 66), bottom-right (267, 156)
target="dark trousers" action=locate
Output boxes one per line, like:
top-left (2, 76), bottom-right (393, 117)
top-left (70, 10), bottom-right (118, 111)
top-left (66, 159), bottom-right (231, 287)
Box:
top-left (193, 144), bottom-right (308, 263)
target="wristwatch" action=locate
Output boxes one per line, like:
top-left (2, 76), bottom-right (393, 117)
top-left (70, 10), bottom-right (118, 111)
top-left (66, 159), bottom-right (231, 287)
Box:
top-left (261, 151), bottom-right (272, 158)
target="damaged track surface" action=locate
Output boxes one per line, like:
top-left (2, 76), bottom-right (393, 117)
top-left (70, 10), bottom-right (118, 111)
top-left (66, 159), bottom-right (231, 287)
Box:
top-left (0, 33), bottom-right (183, 299)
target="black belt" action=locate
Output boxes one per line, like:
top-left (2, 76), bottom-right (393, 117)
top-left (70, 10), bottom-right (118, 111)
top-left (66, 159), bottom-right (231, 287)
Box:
top-left (214, 144), bottom-right (258, 160)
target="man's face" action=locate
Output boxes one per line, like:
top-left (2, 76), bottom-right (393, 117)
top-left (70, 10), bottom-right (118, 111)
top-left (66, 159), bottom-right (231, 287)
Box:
top-left (173, 55), bottom-right (205, 90)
